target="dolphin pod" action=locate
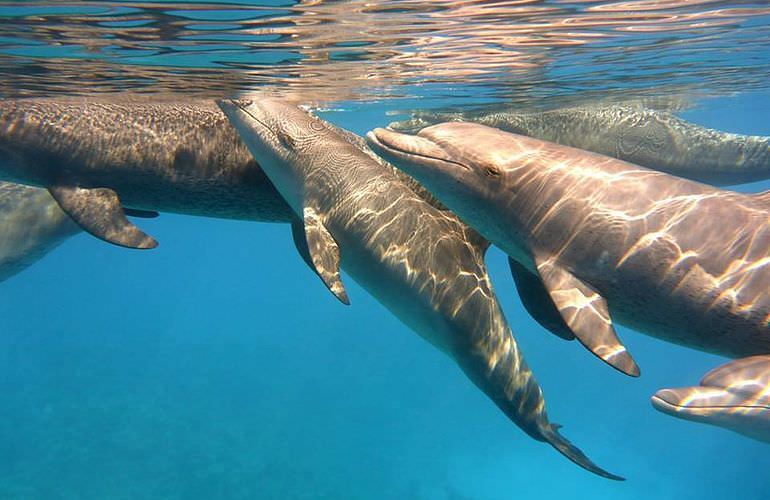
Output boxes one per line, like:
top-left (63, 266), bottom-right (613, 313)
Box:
top-left (367, 122), bottom-right (770, 442)
top-left (2, 95), bottom-right (769, 470)
top-left (218, 98), bottom-right (622, 479)
top-left (389, 104), bottom-right (770, 186)
top-left (0, 95), bottom-right (620, 478)
top-left (3, 97), bottom-right (770, 279)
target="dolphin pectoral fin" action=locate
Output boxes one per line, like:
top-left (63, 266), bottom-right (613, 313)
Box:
top-left (508, 257), bottom-right (575, 341)
top-left (47, 185), bottom-right (158, 249)
top-left (292, 207), bottom-right (349, 305)
top-left (124, 208), bottom-right (159, 218)
top-left (534, 254), bottom-right (640, 377)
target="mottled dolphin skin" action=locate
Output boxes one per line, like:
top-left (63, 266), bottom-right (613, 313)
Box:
top-left (389, 105), bottom-right (770, 186)
top-left (652, 356), bottom-right (770, 443)
top-left (219, 98), bottom-right (622, 479)
top-left (0, 182), bottom-right (79, 282)
top-left (367, 123), bottom-right (770, 379)
top-left (0, 96), bottom-right (292, 248)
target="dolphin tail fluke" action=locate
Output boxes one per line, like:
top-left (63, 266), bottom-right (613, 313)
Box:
top-left (542, 424), bottom-right (625, 481)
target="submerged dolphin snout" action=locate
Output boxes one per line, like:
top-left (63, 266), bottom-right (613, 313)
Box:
top-left (651, 388), bottom-right (692, 415)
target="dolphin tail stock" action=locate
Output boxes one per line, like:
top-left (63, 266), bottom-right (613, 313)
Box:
top-left (539, 422), bottom-right (625, 481)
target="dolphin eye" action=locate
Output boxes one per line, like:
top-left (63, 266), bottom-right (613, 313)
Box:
top-left (484, 165), bottom-right (501, 178)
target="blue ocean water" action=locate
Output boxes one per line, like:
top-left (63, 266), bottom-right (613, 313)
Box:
top-left (1, 2), bottom-right (770, 499)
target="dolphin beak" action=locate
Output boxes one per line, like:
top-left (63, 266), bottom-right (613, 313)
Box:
top-left (366, 127), bottom-right (470, 179)
top-left (651, 386), bottom-right (742, 419)
top-left (651, 388), bottom-right (694, 416)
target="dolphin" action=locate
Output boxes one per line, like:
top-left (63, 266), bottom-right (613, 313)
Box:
top-left (389, 104), bottom-right (770, 186)
top-left (0, 181), bottom-right (80, 282)
top-left (652, 356), bottom-right (770, 443)
top-left (0, 96), bottom-right (293, 249)
top-left (367, 123), bottom-right (770, 384)
top-left (218, 98), bottom-right (622, 479)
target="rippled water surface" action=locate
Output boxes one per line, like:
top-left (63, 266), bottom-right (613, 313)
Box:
top-left (0, 1), bottom-right (769, 104)
top-left (1, 2), bottom-right (770, 500)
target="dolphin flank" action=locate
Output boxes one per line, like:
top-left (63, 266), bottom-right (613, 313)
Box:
top-left (219, 98), bottom-right (622, 479)
top-left (0, 96), bottom-right (293, 248)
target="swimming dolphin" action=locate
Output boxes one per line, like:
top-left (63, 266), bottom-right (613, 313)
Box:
top-left (389, 104), bottom-right (770, 186)
top-left (0, 182), bottom-right (79, 282)
top-left (0, 96), bottom-right (293, 249)
top-left (218, 98), bottom-right (622, 479)
top-left (652, 356), bottom-right (770, 443)
top-left (367, 123), bottom-right (770, 381)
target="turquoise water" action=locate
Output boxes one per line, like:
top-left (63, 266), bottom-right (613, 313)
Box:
top-left (1, 2), bottom-right (770, 499)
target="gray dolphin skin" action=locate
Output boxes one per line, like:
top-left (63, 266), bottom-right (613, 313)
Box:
top-left (389, 104), bottom-right (770, 186)
top-left (652, 356), bottom-right (770, 443)
top-left (218, 98), bottom-right (622, 480)
top-left (367, 123), bottom-right (770, 380)
top-left (0, 182), bottom-right (79, 282)
top-left (0, 96), bottom-right (292, 248)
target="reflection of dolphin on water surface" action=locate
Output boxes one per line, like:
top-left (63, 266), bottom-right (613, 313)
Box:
top-left (219, 98), bottom-right (623, 479)
top-left (369, 122), bottom-right (770, 442)
top-left (390, 104), bottom-right (770, 186)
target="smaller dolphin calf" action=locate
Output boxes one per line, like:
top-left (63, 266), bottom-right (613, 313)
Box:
top-left (389, 104), bottom-right (770, 186)
top-left (0, 182), bottom-right (79, 282)
top-left (652, 356), bottom-right (770, 443)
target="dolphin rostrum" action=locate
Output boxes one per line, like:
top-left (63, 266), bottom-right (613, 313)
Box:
top-left (367, 122), bottom-right (770, 441)
top-left (0, 96), bottom-right (293, 249)
top-left (218, 98), bottom-right (622, 479)
top-left (0, 181), bottom-right (80, 282)
top-left (652, 356), bottom-right (770, 443)
top-left (389, 104), bottom-right (770, 186)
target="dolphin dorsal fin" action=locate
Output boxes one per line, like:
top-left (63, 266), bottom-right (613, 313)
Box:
top-left (48, 185), bottom-right (157, 249)
top-left (534, 252), bottom-right (640, 377)
top-left (291, 206), bottom-right (349, 305)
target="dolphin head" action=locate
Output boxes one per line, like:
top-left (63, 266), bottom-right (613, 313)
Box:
top-left (217, 98), bottom-right (331, 214)
top-left (652, 356), bottom-right (770, 443)
top-left (367, 122), bottom-right (514, 241)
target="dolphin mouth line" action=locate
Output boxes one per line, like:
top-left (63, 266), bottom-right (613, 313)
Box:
top-left (373, 131), bottom-right (472, 172)
top-left (652, 395), bottom-right (770, 411)
top-left (230, 100), bottom-right (282, 144)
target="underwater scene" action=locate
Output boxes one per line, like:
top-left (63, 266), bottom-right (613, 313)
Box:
top-left (1, 1), bottom-right (770, 499)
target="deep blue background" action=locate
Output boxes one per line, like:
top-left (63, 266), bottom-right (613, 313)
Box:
top-left (1, 92), bottom-right (769, 499)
